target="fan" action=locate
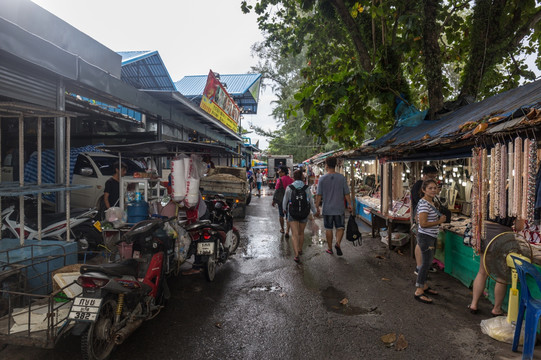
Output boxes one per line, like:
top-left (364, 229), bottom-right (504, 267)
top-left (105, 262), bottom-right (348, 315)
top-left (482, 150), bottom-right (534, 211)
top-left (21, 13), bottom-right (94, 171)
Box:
top-left (484, 231), bottom-right (533, 323)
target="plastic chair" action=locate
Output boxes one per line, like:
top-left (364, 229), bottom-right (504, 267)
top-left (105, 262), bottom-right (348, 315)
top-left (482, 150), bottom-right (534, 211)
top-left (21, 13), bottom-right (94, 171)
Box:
top-left (510, 255), bottom-right (541, 360)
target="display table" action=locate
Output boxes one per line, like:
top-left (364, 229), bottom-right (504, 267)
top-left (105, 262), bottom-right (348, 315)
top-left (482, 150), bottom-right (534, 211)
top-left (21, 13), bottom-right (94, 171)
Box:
top-left (369, 209), bottom-right (411, 251)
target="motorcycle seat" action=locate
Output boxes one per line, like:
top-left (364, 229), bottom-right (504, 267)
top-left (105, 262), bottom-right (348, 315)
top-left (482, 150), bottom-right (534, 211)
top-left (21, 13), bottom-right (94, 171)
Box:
top-left (80, 258), bottom-right (139, 277)
top-left (185, 221), bottom-right (224, 232)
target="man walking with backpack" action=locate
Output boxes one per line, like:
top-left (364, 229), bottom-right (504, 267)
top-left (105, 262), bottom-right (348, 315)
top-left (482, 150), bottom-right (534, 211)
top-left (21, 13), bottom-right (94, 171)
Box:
top-left (283, 170), bottom-right (317, 263)
top-left (315, 157), bottom-right (353, 256)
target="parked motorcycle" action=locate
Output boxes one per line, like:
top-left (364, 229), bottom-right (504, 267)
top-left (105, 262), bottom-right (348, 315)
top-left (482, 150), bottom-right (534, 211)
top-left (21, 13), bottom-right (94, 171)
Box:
top-left (70, 217), bottom-right (174, 360)
top-left (205, 194), bottom-right (238, 236)
top-left (185, 196), bottom-right (240, 281)
top-left (1, 203), bottom-right (101, 252)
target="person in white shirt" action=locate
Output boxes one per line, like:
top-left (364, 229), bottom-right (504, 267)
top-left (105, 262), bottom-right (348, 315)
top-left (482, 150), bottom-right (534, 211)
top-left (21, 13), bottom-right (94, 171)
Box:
top-left (255, 169), bottom-right (263, 197)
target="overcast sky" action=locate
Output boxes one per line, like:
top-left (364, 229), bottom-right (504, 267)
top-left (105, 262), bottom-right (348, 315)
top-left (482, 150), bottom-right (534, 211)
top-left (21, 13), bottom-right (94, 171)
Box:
top-left (31, 0), bottom-right (276, 149)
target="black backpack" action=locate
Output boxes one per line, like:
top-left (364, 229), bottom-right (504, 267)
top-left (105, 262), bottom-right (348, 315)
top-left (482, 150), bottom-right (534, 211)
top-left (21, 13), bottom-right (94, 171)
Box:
top-left (346, 214), bottom-right (362, 246)
top-left (288, 185), bottom-right (310, 220)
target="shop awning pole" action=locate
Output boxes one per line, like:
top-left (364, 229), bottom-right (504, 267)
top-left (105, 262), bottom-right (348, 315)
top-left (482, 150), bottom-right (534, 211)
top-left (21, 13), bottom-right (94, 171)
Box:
top-left (0, 116), bottom-right (2, 242)
top-left (37, 117), bottom-right (42, 241)
top-left (65, 116), bottom-right (71, 242)
top-left (18, 114), bottom-right (24, 246)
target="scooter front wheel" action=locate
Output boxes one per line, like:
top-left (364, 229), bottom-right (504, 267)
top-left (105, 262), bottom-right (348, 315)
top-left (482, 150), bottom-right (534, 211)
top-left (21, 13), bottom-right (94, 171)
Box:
top-left (81, 296), bottom-right (117, 360)
top-left (205, 258), bottom-right (216, 282)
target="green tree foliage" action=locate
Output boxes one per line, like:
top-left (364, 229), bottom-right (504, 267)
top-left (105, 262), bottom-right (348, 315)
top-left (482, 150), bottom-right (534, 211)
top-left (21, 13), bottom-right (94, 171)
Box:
top-left (242, 0), bottom-right (541, 149)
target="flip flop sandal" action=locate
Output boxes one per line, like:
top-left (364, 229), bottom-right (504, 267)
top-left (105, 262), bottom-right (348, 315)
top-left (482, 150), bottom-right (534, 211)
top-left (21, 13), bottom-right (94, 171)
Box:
top-left (280, 229), bottom-right (285, 233)
top-left (467, 305), bottom-right (479, 314)
top-left (424, 287), bottom-right (439, 296)
top-left (491, 311), bottom-right (506, 317)
top-left (414, 293), bottom-right (433, 304)
top-left (325, 249), bottom-right (333, 254)
top-left (294, 256), bottom-right (300, 263)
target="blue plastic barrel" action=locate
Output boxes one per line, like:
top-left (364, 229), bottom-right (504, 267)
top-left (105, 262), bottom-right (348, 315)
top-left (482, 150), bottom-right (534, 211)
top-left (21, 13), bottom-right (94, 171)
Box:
top-left (127, 200), bottom-right (149, 223)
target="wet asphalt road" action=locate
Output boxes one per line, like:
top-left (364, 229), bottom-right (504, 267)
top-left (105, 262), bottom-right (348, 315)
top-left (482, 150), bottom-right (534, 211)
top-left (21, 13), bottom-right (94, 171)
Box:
top-left (1, 188), bottom-right (537, 359)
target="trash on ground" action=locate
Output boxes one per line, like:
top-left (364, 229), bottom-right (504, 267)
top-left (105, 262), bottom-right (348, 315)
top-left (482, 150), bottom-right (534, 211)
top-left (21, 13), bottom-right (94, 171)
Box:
top-left (395, 334), bottom-right (408, 350)
top-left (381, 333), bottom-right (396, 346)
top-left (480, 316), bottom-right (523, 345)
top-left (340, 298), bottom-right (348, 305)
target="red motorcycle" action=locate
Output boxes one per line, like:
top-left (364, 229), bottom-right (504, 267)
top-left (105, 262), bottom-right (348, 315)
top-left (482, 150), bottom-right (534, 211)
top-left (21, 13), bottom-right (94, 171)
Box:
top-left (68, 217), bottom-right (174, 360)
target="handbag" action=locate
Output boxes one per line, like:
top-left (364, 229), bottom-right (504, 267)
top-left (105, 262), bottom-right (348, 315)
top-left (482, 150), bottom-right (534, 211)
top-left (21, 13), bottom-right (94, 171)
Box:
top-left (273, 179), bottom-right (285, 205)
top-left (346, 214), bottom-right (362, 246)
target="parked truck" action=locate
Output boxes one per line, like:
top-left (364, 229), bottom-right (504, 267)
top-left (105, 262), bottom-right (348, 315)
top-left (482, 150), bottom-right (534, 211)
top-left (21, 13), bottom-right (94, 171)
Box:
top-left (200, 166), bottom-right (251, 218)
top-left (266, 155), bottom-right (294, 189)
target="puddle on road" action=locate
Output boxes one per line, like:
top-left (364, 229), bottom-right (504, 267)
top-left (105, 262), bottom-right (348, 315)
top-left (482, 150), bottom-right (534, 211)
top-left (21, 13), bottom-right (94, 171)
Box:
top-left (249, 285), bottom-right (283, 292)
top-left (321, 286), bottom-right (381, 316)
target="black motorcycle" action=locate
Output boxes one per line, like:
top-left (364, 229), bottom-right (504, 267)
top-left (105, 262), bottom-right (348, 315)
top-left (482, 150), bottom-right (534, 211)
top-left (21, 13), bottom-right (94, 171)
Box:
top-left (185, 194), bottom-right (240, 281)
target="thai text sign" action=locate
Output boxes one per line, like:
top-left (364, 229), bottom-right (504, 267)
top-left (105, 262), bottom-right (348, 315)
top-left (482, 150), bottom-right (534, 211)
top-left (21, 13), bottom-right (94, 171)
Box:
top-left (200, 70), bottom-right (240, 132)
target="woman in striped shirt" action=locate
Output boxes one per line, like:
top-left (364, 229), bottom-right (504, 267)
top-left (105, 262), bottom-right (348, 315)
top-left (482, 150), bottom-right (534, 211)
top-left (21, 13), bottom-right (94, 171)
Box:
top-left (414, 179), bottom-right (447, 304)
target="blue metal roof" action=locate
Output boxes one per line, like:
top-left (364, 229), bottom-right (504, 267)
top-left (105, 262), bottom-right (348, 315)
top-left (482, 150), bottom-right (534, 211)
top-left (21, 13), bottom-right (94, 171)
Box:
top-left (117, 50), bottom-right (176, 91)
top-left (175, 73), bottom-right (262, 114)
top-left (367, 79), bottom-right (541, 160)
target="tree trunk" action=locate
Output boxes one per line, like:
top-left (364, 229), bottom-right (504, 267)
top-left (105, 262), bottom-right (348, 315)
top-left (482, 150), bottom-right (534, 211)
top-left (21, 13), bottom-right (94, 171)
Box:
top-left (422, 0), bottom-right (444, 119)
top-left (329, 0), bottom-right (373, 72)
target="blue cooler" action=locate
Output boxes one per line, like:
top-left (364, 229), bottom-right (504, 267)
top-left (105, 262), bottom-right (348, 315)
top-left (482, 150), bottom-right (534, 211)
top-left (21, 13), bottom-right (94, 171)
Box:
top-left (127, 200), bottom-right (149, 223)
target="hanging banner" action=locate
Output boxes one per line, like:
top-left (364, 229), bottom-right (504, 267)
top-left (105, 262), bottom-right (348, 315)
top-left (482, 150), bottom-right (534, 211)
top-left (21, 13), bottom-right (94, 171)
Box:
top-left (200, 70), bottom-right (240, 132)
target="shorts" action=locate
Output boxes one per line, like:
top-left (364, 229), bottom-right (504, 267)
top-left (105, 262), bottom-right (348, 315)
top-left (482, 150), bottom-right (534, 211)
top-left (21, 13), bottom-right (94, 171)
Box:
top-left (480, 221), bottom-right (512, 252)
top-left (323, 214), bottom-right (345, 230)
top-left (288, 214), bottom-right (309, 223)
top-left (278, 203), bottom-right (285, 218)
top-left (257, 182), bottom-right (262, 190)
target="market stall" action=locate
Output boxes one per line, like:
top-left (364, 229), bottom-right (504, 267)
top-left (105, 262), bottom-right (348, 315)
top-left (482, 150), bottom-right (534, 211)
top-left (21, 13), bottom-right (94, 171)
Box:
top-left (366, 79), bottom-right (541, 309)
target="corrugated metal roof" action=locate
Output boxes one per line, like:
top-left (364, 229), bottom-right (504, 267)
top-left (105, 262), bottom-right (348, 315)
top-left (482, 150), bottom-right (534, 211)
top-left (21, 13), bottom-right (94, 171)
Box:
top-left (175, 73), bottom-right (262, 114)
top-left (175, 73), bottom-right (261, 96)
top-left (117, 50), bottom-right (176, 91)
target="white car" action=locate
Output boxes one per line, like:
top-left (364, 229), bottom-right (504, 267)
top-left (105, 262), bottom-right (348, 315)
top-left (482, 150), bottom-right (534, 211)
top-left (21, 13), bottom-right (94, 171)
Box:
top-left (71, 152), bottom-right (146, 209)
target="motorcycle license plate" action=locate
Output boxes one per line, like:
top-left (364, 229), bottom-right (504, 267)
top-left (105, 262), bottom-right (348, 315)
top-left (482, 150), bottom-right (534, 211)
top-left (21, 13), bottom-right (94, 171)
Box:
top-left (197, 242), bottom-right (215, 255)
top-left (68, 297), bottom-right (102, 322)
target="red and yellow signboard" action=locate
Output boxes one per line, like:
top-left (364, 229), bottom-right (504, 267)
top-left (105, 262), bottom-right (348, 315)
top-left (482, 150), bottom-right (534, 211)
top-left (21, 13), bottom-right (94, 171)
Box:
top-left (200, 70), bottom-right (240, 132)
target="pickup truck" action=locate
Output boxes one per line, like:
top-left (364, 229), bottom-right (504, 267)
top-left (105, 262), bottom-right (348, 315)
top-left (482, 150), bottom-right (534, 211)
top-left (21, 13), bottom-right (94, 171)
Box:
top-left (200, 166), bottom-right (251, 218)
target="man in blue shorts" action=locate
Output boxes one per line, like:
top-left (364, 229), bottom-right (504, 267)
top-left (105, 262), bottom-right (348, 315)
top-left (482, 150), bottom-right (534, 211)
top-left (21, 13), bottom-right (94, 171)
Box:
top-left (255, 168), bottom-right (263, 197)
top-left (315, 157), bottom-right (353, 256)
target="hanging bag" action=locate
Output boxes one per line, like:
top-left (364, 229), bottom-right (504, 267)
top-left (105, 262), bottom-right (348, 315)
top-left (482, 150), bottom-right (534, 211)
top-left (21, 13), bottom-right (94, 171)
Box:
top-left (346, 214), bottom-right (363, 246)
top-left (273, 178), bottom-right (285, 205)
